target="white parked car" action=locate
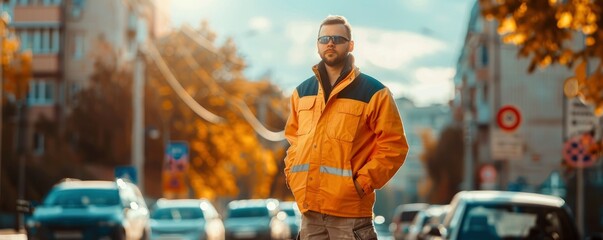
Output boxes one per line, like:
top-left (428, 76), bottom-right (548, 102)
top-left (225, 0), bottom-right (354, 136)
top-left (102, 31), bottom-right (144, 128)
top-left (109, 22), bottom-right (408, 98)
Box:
top-left (150, 198), bottom-right (225, 240)
top-left (423, 191), bottom-right (581, 240)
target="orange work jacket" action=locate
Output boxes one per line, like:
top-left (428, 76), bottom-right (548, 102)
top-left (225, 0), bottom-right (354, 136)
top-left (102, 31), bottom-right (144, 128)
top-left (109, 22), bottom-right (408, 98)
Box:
top-left (284, 60), bottom-right (409, 217)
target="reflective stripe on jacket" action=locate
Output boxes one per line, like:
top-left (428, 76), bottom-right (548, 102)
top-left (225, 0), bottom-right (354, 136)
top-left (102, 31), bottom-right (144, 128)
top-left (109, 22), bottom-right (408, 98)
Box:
top-left (284, 61), bottom-right (409, 218)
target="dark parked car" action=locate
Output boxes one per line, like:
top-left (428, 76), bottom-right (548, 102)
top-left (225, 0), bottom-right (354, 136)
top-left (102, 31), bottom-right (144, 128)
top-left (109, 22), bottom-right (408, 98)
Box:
top-left (149, 198), bottom-right (225, 240)
top-left (390, 203), bottom-right (429, 240)
top-left (405, 204), bottom-right (448, 240)
top-left (374, 215), bottom-right (394, 240)
top-left (223, 199), bottom-right (290, 240)
top-left (26, 178), bottom-right (150, 240)
top-left (424, 191), bottom-right (581, 240)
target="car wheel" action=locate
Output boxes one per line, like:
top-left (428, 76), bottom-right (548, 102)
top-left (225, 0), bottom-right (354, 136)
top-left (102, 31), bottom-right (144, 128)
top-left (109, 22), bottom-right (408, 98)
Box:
top-left (114, 228), bottom-right (126, 240)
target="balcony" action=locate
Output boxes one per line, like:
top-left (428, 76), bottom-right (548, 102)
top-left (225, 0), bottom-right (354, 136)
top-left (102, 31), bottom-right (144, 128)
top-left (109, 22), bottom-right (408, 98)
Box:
top-left (32, 53), bottom-right (60, 73)
top-left (13, 5), bottom-right (62, 24)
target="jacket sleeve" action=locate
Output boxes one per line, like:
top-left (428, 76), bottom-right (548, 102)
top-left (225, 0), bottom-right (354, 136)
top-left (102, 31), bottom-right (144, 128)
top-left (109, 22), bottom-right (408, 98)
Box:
top-left (283, 90), bottom-right (300, 188)
top-left (355, 88), bottom-right (409, 195)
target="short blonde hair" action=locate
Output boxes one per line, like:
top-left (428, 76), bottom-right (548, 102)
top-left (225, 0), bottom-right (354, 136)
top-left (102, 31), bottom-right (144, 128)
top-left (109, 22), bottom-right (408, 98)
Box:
top-left (319, 15), bottom-right (352, 40)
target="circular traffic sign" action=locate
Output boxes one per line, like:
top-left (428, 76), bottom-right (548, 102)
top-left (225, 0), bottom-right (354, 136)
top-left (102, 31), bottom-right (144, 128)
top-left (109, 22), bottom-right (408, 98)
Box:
top-left (563, 133), bottom-right (598, 168)
top-left (497, 105), bottom-right (522, 132)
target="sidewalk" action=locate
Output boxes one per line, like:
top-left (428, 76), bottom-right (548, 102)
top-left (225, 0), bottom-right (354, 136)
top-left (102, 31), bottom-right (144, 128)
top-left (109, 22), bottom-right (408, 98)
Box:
top-left (0, 229), bottom-right (26, 240)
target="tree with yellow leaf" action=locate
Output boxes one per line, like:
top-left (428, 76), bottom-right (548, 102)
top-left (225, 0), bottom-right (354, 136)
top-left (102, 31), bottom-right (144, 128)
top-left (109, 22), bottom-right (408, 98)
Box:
top-left (481, 0), bottom-right (603, 113)
top-left (417, 125), bottom-right (464, 204)
top-left (144, 24), bottom-right (288, 201)
top-left (1, 29), bottom-right (32, 102)
top-left (0, 13), bottom-right (34, 213)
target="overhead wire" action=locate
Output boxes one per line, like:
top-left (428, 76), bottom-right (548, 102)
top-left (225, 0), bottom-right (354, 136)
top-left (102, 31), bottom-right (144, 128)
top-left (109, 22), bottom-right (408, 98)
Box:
top-left (175, 33), bottom-right (285, 141)
top-left (143, 25), bottom-right (286, 141)
top-left (143, 41), bottom-right (224, 124)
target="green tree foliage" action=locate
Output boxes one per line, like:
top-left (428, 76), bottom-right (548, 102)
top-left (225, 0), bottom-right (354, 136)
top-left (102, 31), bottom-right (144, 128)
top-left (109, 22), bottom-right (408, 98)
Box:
top-left (480, 0), bottom-right (603, 113)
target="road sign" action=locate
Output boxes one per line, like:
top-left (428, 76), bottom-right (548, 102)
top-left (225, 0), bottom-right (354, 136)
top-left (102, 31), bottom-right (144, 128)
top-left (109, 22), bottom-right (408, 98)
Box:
top-left (497, 105), bottom-right (522, 132)
top-left (163, 141), bottom-right (189, 196)
top-left (565, 98), bottom-right (597, 139)
top-left (115, 166), bottom-right (137, 184)
top-left (491, 129), bottom-right (524, 160)
top-left (479, 164), bottom-right (497, 183)
top-left (165, 141), bottom-right (189, 173)
top-left (563, 133), bottom-right (598, 168)
top-left (162, 171), bottom-right (187, 193)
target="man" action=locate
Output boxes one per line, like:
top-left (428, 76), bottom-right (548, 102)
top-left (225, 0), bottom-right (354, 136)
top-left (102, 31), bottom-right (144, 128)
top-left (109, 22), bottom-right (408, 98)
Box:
top-left (283, 15), bottom-right (409, 240)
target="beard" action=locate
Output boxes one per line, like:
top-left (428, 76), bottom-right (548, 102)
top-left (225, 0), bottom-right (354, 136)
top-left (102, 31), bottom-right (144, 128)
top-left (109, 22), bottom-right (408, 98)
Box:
top-left (320, 51), bottom-right (348, 67)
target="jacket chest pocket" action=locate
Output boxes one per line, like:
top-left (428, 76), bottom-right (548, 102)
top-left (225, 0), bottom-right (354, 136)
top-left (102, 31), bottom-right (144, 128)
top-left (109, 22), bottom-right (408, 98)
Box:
top-left (326, 106), bottom-right (363, 142)
top-left (297, 98), bottom-right (315, 136)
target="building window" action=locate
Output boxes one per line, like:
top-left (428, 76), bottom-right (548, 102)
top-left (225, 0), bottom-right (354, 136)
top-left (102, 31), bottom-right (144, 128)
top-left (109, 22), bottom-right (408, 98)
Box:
top-left (43, 0), bottom-right (62, 5)
top-left (33, 132), bottom-right (45, 156)
top-left (16, 0), bottom-right (61, 5)
top-left (52, 28), bottom-right (60, 52)
top-left (73, 32), bottom-right (85, 59)
top-left (69, 81), bottom-right (82, 104)
top-left (480, 44), bottom-right (488, 67)
top-left (41, 29), bottom-right (49, 53)
top-left (28, 80), bottom-right (55, 105)
top-left (16, 28), bottom-right (60, 53)
top-left (67, 0), bottom-right (85, 19)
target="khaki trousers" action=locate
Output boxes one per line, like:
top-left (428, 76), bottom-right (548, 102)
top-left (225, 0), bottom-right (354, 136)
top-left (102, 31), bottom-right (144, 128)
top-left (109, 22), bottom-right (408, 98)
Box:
top-left (299, 211), bottom-right (377, 240)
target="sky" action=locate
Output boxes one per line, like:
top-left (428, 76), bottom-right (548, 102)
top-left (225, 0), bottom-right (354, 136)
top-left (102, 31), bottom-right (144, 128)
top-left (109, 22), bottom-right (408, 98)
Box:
top-left (170, 0), bottom-right (475, 107)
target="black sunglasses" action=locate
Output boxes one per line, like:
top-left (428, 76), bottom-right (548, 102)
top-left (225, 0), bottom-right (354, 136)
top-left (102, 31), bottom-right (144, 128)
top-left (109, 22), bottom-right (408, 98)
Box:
top-left (317, 35), bottom-right (350, 44)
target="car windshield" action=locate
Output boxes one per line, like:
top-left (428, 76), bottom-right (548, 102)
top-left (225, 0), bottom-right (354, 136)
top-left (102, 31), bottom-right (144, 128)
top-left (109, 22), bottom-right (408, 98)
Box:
top-left (44, 189), bottom-right (120, 207)
top-left (283, 208), bottom-right (297, 217)
top-left (458, 203), bottom-right (578, 240)
top-left (151, 207), bottom-right (204, 220)
top-left (401, 210), bottom-right (419, 222)
top-left (228, 207), bottom-right (269, 218)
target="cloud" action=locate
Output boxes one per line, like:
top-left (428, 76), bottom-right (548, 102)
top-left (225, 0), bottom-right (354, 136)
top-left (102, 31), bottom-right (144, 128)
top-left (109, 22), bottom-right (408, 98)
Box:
top-left (353, 27), bottom-right (446, 70)
top-left (414, 67), bottom-right (455, 84)
top-left (285, 21), bottom-right (318, 66)
top-left (408, 67), bottom-right (455, 106)
top-left (279, 21), bottom-right (451, 105)
top-left (249, 16), bottom-right (272, 33)
top-left (400, 0), bottom-right (431, 11)
top-left (284, 21), bottom-right (446, 71)
top-left (382, 67), bottom-right (455, 106)
top-left (170, 0), bottom-right (216, 26)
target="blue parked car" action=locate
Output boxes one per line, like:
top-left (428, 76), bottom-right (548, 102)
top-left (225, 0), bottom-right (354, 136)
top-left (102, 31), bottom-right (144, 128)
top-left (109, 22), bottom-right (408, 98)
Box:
top-left (26, 178), bottom-right (150, 240)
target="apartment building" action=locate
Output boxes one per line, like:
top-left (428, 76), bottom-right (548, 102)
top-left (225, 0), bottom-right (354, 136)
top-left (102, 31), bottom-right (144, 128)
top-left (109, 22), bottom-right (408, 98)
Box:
top-left (8, 0), bottom-right (169, 156)
top-left (454, 1), bottom-right (603, 191)
top-left (454, 2), bottom-right (603, 234)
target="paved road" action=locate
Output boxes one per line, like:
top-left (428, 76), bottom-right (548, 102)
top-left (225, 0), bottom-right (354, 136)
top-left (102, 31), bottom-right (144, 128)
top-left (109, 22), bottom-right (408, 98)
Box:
top-left (0, 229), bottom-right (26, 240)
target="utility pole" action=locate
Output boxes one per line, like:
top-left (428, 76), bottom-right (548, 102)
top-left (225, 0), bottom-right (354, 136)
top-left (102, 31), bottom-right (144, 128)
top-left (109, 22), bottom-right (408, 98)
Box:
top-left (0, 1), bottom-right (5, 211)
top-left (15, 96), bottom-right (26, 232)
top-left (132, 46), bottom-right (145, 193)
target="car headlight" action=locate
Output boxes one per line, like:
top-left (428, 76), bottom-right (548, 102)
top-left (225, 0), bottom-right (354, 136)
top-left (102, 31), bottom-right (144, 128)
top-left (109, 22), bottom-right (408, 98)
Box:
top-left (26, 220), bottom-right (40, 228)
